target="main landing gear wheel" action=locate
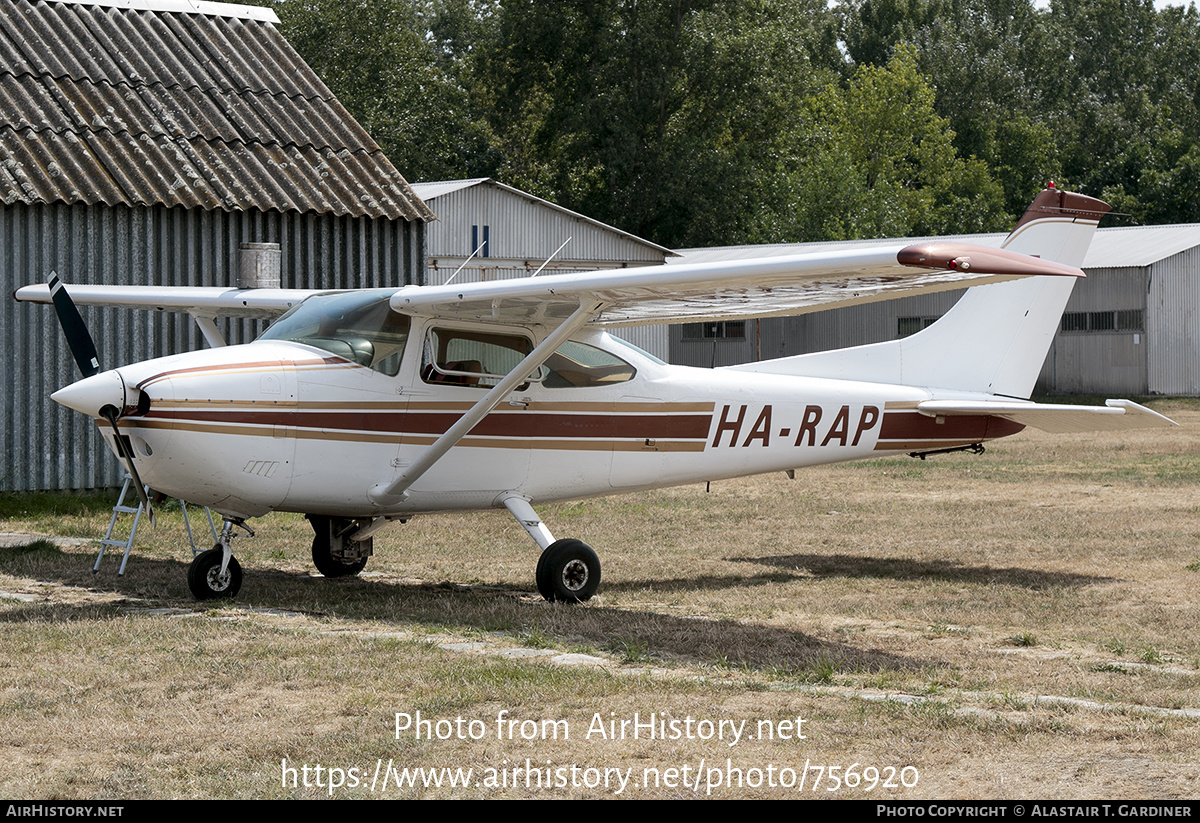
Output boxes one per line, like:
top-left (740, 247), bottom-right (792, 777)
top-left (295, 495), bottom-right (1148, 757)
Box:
top-left (188, 546), bottom-right (243, 599)
top-left (536, 539), bottom-right (601, 604)
top-left (308, 515), bottom-right (370, 578)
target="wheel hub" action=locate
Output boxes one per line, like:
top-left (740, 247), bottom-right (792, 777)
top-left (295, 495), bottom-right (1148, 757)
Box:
top-left (206, 566), bottom-right (232, 592)
top-left (561, 559), bottom-right (589, 591)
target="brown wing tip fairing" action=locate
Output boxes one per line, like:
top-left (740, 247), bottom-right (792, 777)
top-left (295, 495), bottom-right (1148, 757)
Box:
top-left (896, 242), bottom-right (1085, 279)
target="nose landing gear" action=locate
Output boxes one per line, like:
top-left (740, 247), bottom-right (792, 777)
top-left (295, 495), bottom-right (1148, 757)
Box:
top-left (188, 518), bottom-right (253, 599)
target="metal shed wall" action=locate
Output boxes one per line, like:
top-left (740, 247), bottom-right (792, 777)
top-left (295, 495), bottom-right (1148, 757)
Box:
top-left (1038, 267), bottom-right (1149, 394)
top-left (670, 291), bottom-right (965, 368)
top-left (1148, 246), bottom-right (1200, 395)
top-left (672, 277), bottom-right (1155, 397)
top-left (422, 183), bottom-right (667, 286)
top-left (607, 326), bottom-right (670, 361)
top-left (2, 200), bottom-right (422, 491)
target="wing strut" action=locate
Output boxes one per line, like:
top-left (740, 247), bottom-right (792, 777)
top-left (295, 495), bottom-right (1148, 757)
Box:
top-left (188, 312), bottom-right (227, 348)
top-left (364, 297), bottom-right (605, 513)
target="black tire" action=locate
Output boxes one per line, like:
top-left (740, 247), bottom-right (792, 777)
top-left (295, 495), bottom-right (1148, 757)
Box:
top-left (538, 539), bottom-right (600, 604)
top-left (309, 515), bottom-right (369, 578)
top-left (188, 546), bottom-right (242, 600)
top-left (535, 547), bottom-right (554, 600)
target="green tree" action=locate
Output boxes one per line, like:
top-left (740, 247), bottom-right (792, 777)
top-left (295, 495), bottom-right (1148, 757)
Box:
top-left (275, 0), bottom-right (496, 182)
top-left (840, 0), bottom-right (944, 67)
top-left (1043, 0), bottom-right (1200, 223)
top-left (838, 0), bottom-right (1200, 226)
top-left (766, 47), bottom-right (1008, 241)
top-left (909, 0), bottom-right (1064, 215)
top-left (482, 0), bottom-right (842, 247)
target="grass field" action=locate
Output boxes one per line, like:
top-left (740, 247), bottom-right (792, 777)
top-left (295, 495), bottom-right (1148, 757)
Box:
top-left (2, 398), bottom-right (1199, 798)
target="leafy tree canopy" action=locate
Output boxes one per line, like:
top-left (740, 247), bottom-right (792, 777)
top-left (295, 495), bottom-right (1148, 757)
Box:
top-left (272, 0), bottom-right (1200, 244)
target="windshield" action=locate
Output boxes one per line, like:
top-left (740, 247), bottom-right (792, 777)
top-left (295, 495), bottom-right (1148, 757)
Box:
top-left (258, 292), bottom-right (410, 375)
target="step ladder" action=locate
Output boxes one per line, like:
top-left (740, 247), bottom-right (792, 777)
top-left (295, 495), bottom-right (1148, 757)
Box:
top-left (95, 475), bottom-right (218, 575)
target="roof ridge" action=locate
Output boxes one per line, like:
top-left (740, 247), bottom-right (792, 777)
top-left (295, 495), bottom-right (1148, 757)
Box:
top-left (35, 0), bottom-right (278, 24)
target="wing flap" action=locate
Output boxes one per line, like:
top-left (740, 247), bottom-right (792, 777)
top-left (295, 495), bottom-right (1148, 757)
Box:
top-left (917, 399), bottom-right (1177, 433)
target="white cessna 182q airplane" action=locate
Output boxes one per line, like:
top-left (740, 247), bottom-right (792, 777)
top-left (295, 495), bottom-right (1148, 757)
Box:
top-left (15, 185), bottom-right (1175, 602)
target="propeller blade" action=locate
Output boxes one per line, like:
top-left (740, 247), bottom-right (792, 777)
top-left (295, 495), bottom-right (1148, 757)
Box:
top-left (48, 272), bottom-right (102, 378)
top-left (46, 275), bottom-right (155, 525)
top-left (101, 406), bottom-right (154, 526)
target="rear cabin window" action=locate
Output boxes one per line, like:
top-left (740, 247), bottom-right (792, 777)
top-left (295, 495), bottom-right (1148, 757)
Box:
top-left (542, 340), bottom-right (635, 388)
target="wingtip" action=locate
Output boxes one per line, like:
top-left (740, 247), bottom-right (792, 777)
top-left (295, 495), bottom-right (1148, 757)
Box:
top-left (897, 242), bottom-right (1084, 279)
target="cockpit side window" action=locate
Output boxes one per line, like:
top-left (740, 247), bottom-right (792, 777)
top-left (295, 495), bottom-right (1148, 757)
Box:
top-left (258, 293), bottom-right (410, 376)
top-left (422, 328), bottom-right (534, 388)
top-left (419, 331), bottom-right (637, 390)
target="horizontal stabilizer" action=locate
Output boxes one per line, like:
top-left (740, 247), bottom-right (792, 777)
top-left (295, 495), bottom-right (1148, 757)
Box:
top-left (916, 399), bottom-right (1176, 433)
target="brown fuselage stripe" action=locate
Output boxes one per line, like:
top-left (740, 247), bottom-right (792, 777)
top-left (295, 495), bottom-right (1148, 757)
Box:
top-left (161, 399), bottom-right (717, 414)
top-left (129, 419), bottom-right (705, 451)
top-left (141, 409), bottom-right (712, 439)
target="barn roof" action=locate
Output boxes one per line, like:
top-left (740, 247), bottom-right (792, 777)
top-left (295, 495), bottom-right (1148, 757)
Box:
top-left (0, 0), bottom-right (434, 221)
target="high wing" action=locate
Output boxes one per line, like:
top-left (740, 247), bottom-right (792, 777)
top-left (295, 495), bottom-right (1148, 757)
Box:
top-left (14, 242), bottom-right (1080, 327)
top-left (390, 241), bottom-right (1083, 326)
top-left (12, 284), bottom-right (325, 319)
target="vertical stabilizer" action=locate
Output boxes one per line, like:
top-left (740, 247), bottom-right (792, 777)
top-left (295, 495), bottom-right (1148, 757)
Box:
top-left (734, 186), bottom-right (1111, 398)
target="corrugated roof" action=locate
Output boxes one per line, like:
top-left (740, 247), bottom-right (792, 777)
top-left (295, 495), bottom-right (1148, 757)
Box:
top-left (409, 178), bottom-right (490, 202)
top-left (0, 0), bottom-right (434, 220)
top-left (672, 224), bottom-right (1200, 269)
top-left (1085, 224), bottom-right (1200, 267)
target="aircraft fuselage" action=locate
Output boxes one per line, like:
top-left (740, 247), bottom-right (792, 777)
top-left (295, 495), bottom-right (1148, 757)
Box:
top-left (79, 320), bottom-right (1021, 521)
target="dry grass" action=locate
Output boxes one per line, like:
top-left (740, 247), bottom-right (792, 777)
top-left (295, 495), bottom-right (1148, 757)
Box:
top-left (2, 398), bottom-right (1199, 798)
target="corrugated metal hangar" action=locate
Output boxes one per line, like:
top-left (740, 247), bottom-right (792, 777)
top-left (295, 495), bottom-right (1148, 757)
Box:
top-left (1, 0), bottom-right (432, 491)
top-left (409, 178), bottom-right (675, 285)
top-left (410, 177), bottom-right (674, 360)
top-left (670, 224), bottom-right (1200, 396)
